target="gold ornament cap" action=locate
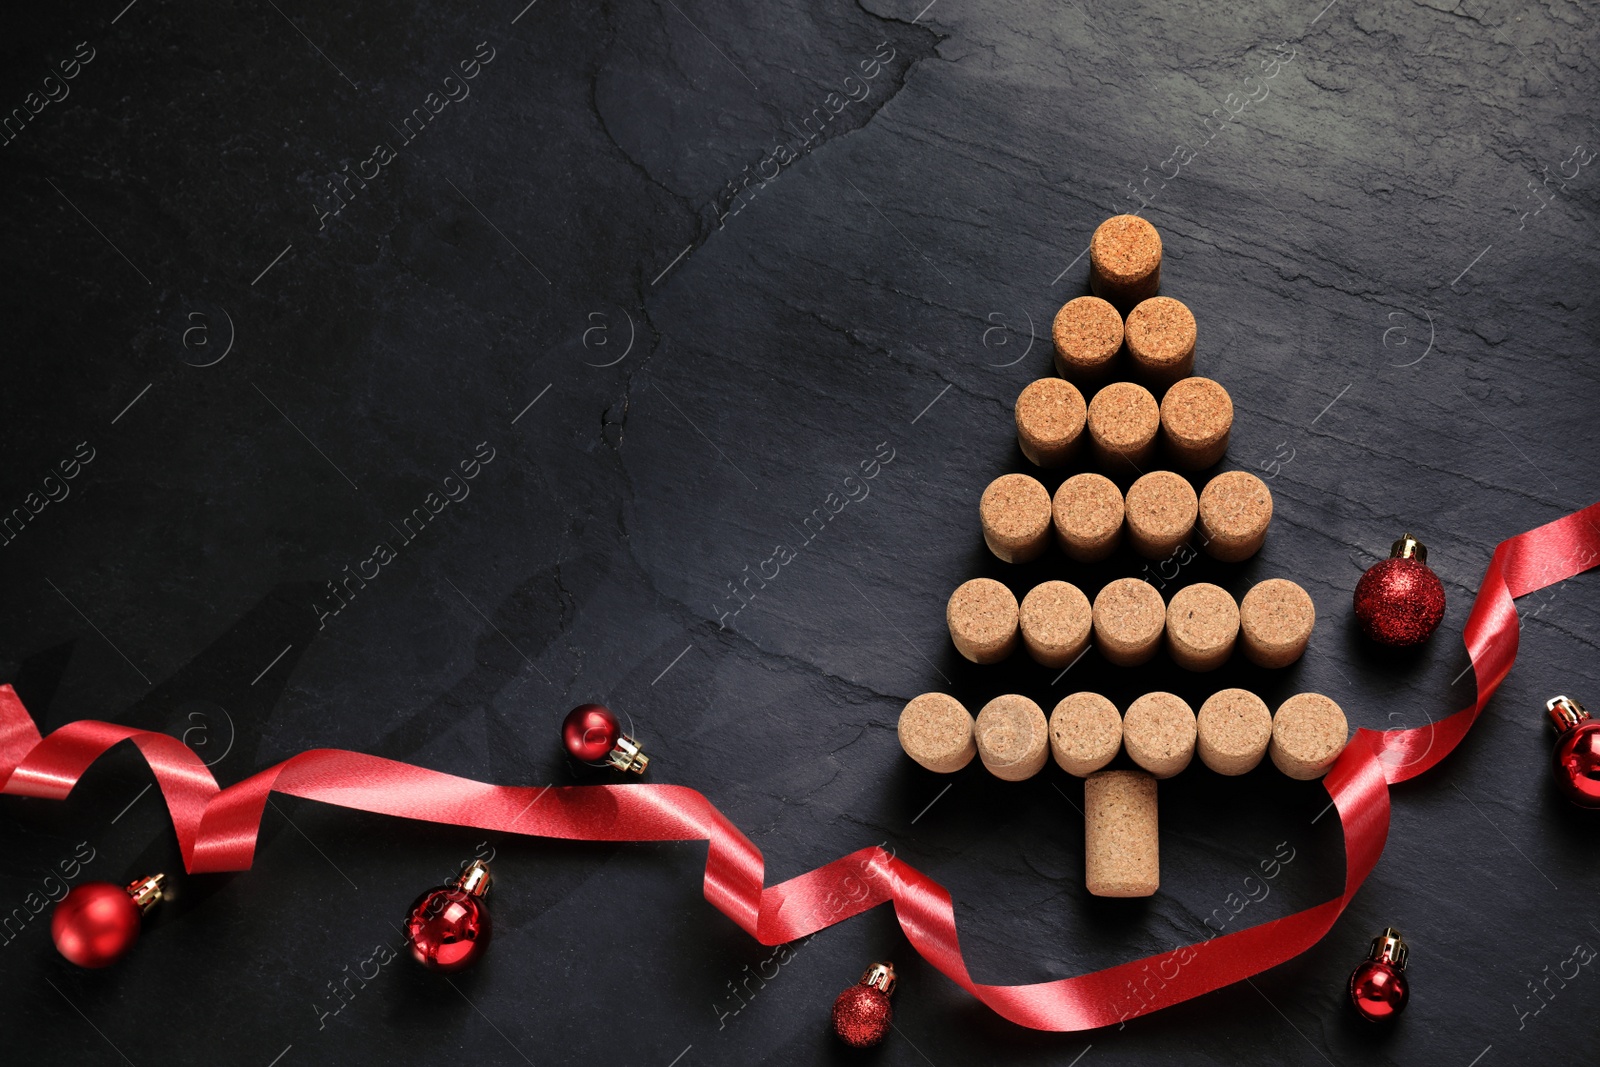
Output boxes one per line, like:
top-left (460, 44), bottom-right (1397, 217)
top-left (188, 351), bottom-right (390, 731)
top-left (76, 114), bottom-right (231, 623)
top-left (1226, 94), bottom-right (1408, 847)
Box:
top-left (1389, 534), bottom-right (1427, 563)
top-left (1367, 928), bottom-right (1408, 970)
top-left (125, 873), bottom-right (165, 914)
top-left (453, 860), bottom-right (493, 898)
top-left (608, 734), bottom-right (650, 775)
top-left (1547, 695), bottom-right (1590, 732)
top-left (860, 961), bottom-right (896, 996)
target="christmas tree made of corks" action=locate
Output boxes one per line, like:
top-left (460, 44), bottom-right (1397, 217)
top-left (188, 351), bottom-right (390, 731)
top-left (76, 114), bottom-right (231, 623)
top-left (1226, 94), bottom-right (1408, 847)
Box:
top-left (896, 215), bottom-right (1349, 898)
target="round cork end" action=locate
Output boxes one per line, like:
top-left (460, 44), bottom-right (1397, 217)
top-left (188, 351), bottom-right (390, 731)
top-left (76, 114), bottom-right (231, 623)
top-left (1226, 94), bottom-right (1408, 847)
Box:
top-left (980, 473), bottom-right (1053, 563)
top-left (1196, 689), bottom-right (1272, 775)
top-left (946, 578), bottom-right (1019, 664)
top-left (1084, 769), bottom-right (1159, 897)
top-left (1124, 471), bottom-right (1198, 560)
top-left (1020, 580), bottom-right (1093, 668)
top-left (1122, 691), bottom-right (1197, 778)
top-left (1092, 578), bottom-right (1166, 666)
top-left (1239, 579), bottom-right (1316, 668)
top-left (1049, 692), bottom-right (1122, 776)
top-left (1160, 377), bottom-right (1233, 470)
top-left (1165, 582), bottom-right (1240, 672)
top-left (1014, 378), bottom-right (1087, 468)
top-left (1089, 215), bottom-right (1162, 310)
top-left (1197, 471), bottom-right (1273, 562)
top-left (1051, 296), bottom-right (1124, 385)
top-left (1270, 693), bottom-right (1349, 780)
top-left (975, 694), bottom-right (1049, 781)
top-left (1052, 473), bottom-right (1124, 562)
top-left (1124, 297), bottom-right (1197, 389)
top-left (1087, 382), bottom-right (1159, 470)
top-left (899, 693), bottom-right (977, 773)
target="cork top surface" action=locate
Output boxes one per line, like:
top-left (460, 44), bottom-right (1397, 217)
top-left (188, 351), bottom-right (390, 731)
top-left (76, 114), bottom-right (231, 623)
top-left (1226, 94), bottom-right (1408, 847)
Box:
top-left (1160, 377), bottom-right (1233, 445)
top-left (1197, 688), bottom-right (1272, 757)
top-left (1124, 297), bottom-right (1197, 365)
top-left (1053, 473), bottom-right (1124, 538)
top-left (980, 473), bottom-right (1052, 540)
top-left (1020, 580), bottom-right (1092, 645)
top-left (1273, 693), bottom-right (1349, 763)
top-left (1199, 470), bottom-right (1273, 535)
top-left (1123, 691), bottom-right (1197, 760)
top-left (947, 577), bottom-right (1018, 643)
top-left (1125, 471), bottom-right (1199, 538)
top-left (1049, 692), bottom-right (1121, 762)
top-left (1090, 215), bottom-right (1162, 284)
top-left (1087, 382), bottom-right (1159, 450)
top-left (1015, 377), bottom-right (1086, 446)
top-left (1166, 582), bottom-right (1240, 649)
top-left (975, 694), bottom-right (1048, 766)
top-left (1092, 578), bottom-right (1165, 641)
top-left (1240, 579), bottom-right (1316, 640)
top-left (1051, 296), bottom-right (1124, 366)
top-left (899, 693), bottom-right (974, 760)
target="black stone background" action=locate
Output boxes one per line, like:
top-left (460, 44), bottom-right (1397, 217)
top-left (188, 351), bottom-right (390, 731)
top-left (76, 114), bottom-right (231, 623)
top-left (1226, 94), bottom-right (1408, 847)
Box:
top-left (1, 0), bottom-right (1598, 1064)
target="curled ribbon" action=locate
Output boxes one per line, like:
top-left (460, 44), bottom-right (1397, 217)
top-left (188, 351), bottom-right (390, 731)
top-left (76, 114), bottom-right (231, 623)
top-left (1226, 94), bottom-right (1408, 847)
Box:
top-left (5, 502), bottom-right (1599, 1030)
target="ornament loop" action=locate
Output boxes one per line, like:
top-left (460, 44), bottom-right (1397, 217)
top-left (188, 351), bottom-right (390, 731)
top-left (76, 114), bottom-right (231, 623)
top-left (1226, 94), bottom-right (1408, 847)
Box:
top-left (1547, 695), bottom-right (1589, 731)
top-left (1367, 927), bottom-right (1407, 969)
top-left (861, 961), bottom-right (897, 996)
top-left (1389, 533), bottom-right (1426, 562)
top-left (126, 873), bottom-right (166, 914)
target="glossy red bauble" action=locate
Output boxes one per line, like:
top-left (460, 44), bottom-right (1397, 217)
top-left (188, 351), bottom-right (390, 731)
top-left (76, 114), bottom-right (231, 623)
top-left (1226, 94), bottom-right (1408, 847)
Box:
top-left (831, 962), bottom-right (896, 1048)
top-left (561, 703), bottom-right (650, 773)
top-left (562, 703), bottom-right (622, 763)
top-left (51, 874), bottom-right (165, 968)
top-left (1354, 535), bottom-right (1446, 647)
top-left (405, 861), bottom-right (493, 973)
top-left (1548, 697), bottom-right (1600, 808)
top-left (1349, 928), bottom-right (1409, 1022)
top-left (1349, 960), bottom-right (1409, 1021)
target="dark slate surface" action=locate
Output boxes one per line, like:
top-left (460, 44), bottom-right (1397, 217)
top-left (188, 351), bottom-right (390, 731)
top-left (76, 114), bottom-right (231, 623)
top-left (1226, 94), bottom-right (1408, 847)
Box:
top-left (2, 0), bottom-right (1598, 1063)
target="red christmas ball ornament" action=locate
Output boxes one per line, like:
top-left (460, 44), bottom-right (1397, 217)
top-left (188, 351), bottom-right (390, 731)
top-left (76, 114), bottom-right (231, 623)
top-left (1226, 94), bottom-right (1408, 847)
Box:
top-left (1547, 696), bottom-right (1600, 808)
top-left (561, 703), bottom-right (649, 773)
top-left (51, 873), bottom-right (165, 968)
top-left (1349, 928), bottom-right (1410, 1021)
top-left (404, 860), bottom-right (493, 973)
top-left (831, 961), bottom-right (896, 1048)
top-left (1354, 534), bottom-right (1446, 647)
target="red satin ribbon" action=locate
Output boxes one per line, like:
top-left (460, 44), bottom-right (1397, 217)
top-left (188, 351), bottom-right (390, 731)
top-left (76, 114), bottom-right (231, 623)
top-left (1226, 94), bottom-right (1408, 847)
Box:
top-left (5, 502), bottom-right (1600, 1030)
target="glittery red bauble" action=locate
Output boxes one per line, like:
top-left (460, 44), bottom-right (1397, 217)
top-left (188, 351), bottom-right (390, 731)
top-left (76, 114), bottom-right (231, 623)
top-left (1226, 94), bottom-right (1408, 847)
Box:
top-left (51, 883), bottom-right (142, 968)
top-left (1349, 960), bottom-right (1409, 1021)
top-left (1553, 720), bottom-right (1600, 808)
top-left (1354, 557), bottom-right (1446, 646)
top-left (831, 985), bottom-right (892, 1048)
top-left (562, 703), bottom-right (621, 763)
top-left (405, 887), bottom-right (492, 972)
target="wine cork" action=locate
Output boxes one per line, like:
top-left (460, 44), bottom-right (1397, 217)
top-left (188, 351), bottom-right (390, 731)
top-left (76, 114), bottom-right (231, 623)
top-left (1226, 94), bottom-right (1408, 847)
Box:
top-left (1051, 473), bottom-right (1124, 562)
top-left (1164, 582), bottom-right (1240, 672)
top-left (980, 473), bottom-right (1053, 563)
top-left (1049, 692), bottom-right (1122, 776)
top-left (1051, 296), bottom-right (1124, 386)
top-left (1197, 471), bottom-right (1273, 562)
top-left (946, 578), bottom-right (1019, 664)
top-left (1122, 691), bottom-right (1196, 778)
top-left (1160, 377), bottom-right (1233, 470)
top-left (1084, 770), bottom-right (1159, 898)
top-left (1019, 581), bottom-right (1093, 668)
top-left (1087, 382), bottom-right (1160, 471)
top-left (1239, 579), bottom-right (1316, 668)
top-left (1124, 297), bottom-right (1197, 390)
top-left (1270, 693), bottom-right (1349, 780)
top-left (1124, 471), bottom-right (1198, 559)
top-left (975, 694), bottom-right (1049, 781)
top-left (898, 693), bottom-right (977, 773)
top-left (1014, 378), bottom-right (1087, 468)
top-left (1089, 215), bottom-right (1162, 311)
top-left (1196, 689), bottom-right (1272, 775)
top-left (1092, 578), bottom-right (1165, 666)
